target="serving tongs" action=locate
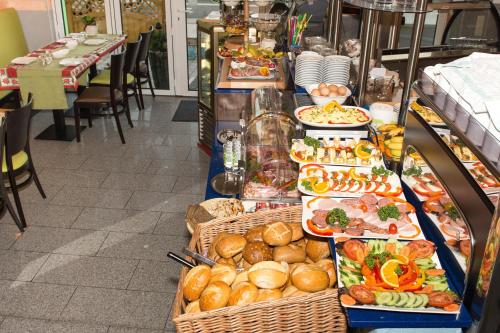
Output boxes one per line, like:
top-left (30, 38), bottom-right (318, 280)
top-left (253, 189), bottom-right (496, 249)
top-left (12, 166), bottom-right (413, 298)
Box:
top-left (169, 247), bottom-right (244, 272)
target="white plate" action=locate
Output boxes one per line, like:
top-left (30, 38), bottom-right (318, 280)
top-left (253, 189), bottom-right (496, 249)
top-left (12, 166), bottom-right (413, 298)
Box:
top-left (302, 196), bottom-right (424, 239)
top-left (83, 38), bottom-right (107, 46)
top-left (298, 164), bottom-right (402, 198)
top-left (10, 57), bottom-right (37, 65)
top-left (59, 58), bottom-right (83, 66)
top-left (294, 105), bottom-right (372, 128)
top-left (425, 211), bottom-right (469, 241)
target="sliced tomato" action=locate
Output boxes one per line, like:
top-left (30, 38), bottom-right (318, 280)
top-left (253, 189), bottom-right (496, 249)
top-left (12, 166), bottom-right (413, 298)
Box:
top-left (331, 171), bottom-right (339, 180)
top-left (414, 183), bottom-right (442, 197)
top-left (349, 181), bottom-right (364, 193)
top-left (292, 150), bottom-right (305, 162)
top-left (343, 239), bottom-right (366, 262)
top-left (375, 186), bottom-right (403, 198)
top-left (335, 180), bottom-right (348, 192)
top-left (300, 164), bottom-right (323, 173)
top-left (364, 181), bottom-right (375, 193)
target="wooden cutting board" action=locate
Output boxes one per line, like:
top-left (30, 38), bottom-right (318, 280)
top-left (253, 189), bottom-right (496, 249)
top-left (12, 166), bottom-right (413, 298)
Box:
top-left (217, 58), bottom-right (287, 90)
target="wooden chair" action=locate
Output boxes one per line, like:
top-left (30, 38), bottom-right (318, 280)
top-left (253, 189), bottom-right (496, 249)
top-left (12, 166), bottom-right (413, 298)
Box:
top-left (73, 51), bottom-right (132, 144)
top-left (134, 26), bottom-right (155, 109)
top-left (3, 93), bottom-right (46, 228)
top-left (89, 36), bottom-right (142, 110)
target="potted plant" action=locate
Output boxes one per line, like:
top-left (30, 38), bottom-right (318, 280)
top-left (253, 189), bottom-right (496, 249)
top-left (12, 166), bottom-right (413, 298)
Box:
top-left (82, 15), bottom-right (98, 35)
top-left (149, 22), bottom-right (169, 90)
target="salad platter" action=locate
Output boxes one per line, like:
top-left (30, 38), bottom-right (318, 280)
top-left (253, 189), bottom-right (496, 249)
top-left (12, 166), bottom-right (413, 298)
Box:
top-left (294, 101), bottom-right (372, 128)
top-left (298, 164), bottom-right (403, 198)
top-left (335, 238), bottom-right (462, 314)
top-left (302, 195), bottom-right (423, 239)
top-left (290, 136), bottom-right (383, 166)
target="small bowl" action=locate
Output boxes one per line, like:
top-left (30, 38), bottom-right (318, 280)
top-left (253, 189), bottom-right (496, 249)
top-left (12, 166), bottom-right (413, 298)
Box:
top-left (65, 40), bottom-right (78, 49)
top-left (52, 48), bottom-right (70, 59)
top-left (305, 83), bottom-right (351, 106)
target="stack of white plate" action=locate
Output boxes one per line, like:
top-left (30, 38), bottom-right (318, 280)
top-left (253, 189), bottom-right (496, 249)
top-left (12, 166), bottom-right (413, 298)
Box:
top-left (295, 53), bottom-right (323, 87)
top-left (323, 55), bottom-right (350, 86)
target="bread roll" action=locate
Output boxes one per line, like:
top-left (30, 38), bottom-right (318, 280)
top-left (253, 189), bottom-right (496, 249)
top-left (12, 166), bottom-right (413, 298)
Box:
top-left (208, 232), bottom-right (230, 260)
top-left (199, 281), bottom-right (231, 311)
top-left (282, 285), bottom-right (310, 298)
top-left (305, 237), bottom-right (331, 262)
top-left (245, 225), bottom-right (265, 242)
top-left (232, 271), bottom-right (249, 289)
top-left (216, 257), bottom-right (235, 267)
top-left (248, 261), bottom-right (289, 289)
top-left (289, 223), bottom-right (304, 241)
top-left (242, 241), bottom-right (273, 264)
top-left (185, 300), bottom-right (201, 313)
top-left (183, 265), bottom-right (211, 301)
top-left (292, 238), bottom-right (306, 249)
top-left (263, 222), bottom-right (293, 246)
top-left (228, 281), bottom-right (258, 306)
top-left (233, 252), bottom-right (243, 263)
top-left (216, 234), bottom-right (247, 258)
top-left (291, 264), bottom-right (329, 292)
top-left (315, 259), bottom-right (337, 288)
top-left (242, 259), bottom-right (252, 270)
top-left (256, 288), bottom-right (282, 302)
top-left (273, 244), bottom-right (306, 264)
top-left (210, 263), bottom-right (237, 286)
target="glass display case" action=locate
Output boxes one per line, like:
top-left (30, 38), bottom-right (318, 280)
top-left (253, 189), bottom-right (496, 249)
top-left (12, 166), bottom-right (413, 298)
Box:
top-left (241, 111), bottom-right (300, 202)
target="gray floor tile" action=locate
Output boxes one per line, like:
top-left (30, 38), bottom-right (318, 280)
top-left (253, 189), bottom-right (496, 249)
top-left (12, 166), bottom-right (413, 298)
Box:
top-left (0, 280), bottom-right (76, 320)
top-left (51, 187), bottom-right (133, 209)
top-left (1, 204), bottom-right (83, 229)
top-left (34, 254), bottom-right (137, 289)
top-left (31, 152), bottom-right (88, 170)
top-left (60, 287), bottom-right (172, 329)
top-left (13, 226), bottom-right (108, 256)
top-left (38, 169), bottom-right (109, 188)
top-left (146, 159), bottom-right (208, 177)
top-left (153, 213), bottom-right (190, 237)
top-left (124, 145), bottom-right (191, 161)
top-left (126, 192), bottom-right (202, 213)
top-left (0, 317), bottom-right (108, 333)
top-left (81, 155), bottom-right (151, 173)
top-left (108, 327), bottom-right (164, 333)
top-left (97, 232), bottom-right (188, 261)
top-left (11, 183), bottom-right (62, 205)
top-left (127, 260), bottom-right (181, 293)
top-left (101, 173), bottom-right (177, 193)
top-left (72, 208), bottom-right (161, 233)
top-left (65, 142), bottom-right (129, 157)
top-left (171, 176), bottom-right (207, 195)
top-left (0, 224), bottom-right (20, 250)
top-left (186, 147), bottom-right (210, 162)
top-left (162, 134), bottom-right (198, 147)
top-left (0, 250), bottom-right (49, 281)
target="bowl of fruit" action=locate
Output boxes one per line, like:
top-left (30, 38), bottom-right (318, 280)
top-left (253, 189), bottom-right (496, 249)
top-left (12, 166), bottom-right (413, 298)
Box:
top-left (378, 124), bottom-right (404, 162)
top-left (306, 82), bottom-right (351, 106)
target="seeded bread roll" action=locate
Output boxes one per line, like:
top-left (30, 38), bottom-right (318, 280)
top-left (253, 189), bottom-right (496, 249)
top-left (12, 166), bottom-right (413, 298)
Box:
top-left (242, 241), bottom-right (273, 264)
top-left (209, 263), bottom-right (237, 286)
top-left (199, 281), bottom-right (231, 311)
top-left (216, 234), bottom-right (247, 258)
top-left (183, 265), bottom-right (211, 301)
top-left (272, 244), bottom-right (306, 264)
top-left (228, 281), bottom-right (258, 306)
top-left (262, 222), bottom-right (293, 246)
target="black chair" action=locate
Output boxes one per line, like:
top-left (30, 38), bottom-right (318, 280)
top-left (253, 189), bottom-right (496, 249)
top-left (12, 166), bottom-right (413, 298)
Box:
top-left (134, 26), bottom-right (155, 109)
top-left (90, 36), bottom-right (142, 110)
top-left (3, 93), bottom-right (46, 229)
top-left (73, 51), bottom-right (132, 144)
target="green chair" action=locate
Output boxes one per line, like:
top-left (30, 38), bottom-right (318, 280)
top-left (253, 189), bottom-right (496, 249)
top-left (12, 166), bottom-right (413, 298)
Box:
top-left (0, 8), bottom-right (28, 102)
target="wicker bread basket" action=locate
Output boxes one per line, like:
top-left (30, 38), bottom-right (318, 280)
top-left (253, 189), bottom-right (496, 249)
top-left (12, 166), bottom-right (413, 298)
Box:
top-left (172, 205), bottom-right (347, 333)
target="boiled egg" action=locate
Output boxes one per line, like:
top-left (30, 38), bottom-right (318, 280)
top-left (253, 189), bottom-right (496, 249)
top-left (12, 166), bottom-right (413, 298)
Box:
top-left (320, 87), bottom-right (330, 96)
top-left (328, 85), bottom-right (338, 93)
top-left (318, 82), bottom-right (327, 90)
top-left (311, 88), bottom-right (320, 96)
top-left (338, 86), bottom-right (347, 96)
top-left (328, 91), bottom-right (338, 97)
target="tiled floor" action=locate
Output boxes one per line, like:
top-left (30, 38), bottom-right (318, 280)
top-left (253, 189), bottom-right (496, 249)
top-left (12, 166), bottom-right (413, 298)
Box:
top-left (0, 96), bottom-right (208, 332)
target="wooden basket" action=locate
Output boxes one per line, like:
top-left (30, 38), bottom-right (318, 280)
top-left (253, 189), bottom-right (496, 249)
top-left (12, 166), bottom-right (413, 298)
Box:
top-left (172, 205), bottom-right (347, 333)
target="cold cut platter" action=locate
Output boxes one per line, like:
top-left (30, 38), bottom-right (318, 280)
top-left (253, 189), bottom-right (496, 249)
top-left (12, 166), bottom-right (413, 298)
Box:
top-left (302, 195), bottom-right (424, 239)
top-left (335, 238), bottom-right (462, 314)
top-left (298, 164), bottom-right (403, 198)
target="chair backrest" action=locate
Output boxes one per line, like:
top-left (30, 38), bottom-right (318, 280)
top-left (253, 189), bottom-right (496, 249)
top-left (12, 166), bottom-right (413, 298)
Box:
top-left (136, 26), bottom-right (153, 64)
top-left (5, 93), bottom-right (32, 157)
top-left (109, 51), bottom-right (126, 99)
top-left (0, 8), bottom-right (29, 101)
top-left (124, 35), bottom-right (142, 75)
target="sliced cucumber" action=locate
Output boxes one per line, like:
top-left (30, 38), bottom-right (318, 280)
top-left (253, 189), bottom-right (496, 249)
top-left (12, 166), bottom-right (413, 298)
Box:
top-left (427, 281), bottom-right (449, 291)
top-left (419, 294), bottom-right (429, 307)
top-left (341, 258), bottom-right (362, 270)
top-left (411, 294), bottom-right (424, 308)
top-left (375, 292), bottom-right (393, 306)
top-left (404, 292), bottom-right (418, 308)
top-left (386, 292), bottom-right (400, 306)
top-left (426, 275), bottom-right (447, 282)
top-left (395, 292), bottom-right (409, 307)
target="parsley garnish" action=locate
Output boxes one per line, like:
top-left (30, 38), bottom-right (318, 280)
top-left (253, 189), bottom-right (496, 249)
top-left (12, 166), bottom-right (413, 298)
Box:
top-left (301, 180), bottom-right (313, 191)
top-left (395, 265), bottom-right (403, 276)
top-left (377, 205), bottom-right (401, 221)
top-left (304, 136), bottom-right (321, 149)
top-left (372, 166), bottom-right (393, 177)
top-left (403, 165), bottom-right (423, 177)
top-left (365, 251), bottom-right (393, 269)
top-left (326, 208), bottom-right (349, 227)
top-left (446, 206), bottom-right (459, 221)
top-left (361, 146), bottom-right (373, 154)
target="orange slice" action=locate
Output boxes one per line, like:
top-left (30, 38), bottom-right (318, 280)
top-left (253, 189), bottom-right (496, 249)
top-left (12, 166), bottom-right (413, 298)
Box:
top-left (312, 181), bottom-right (330, 194)
top-left (354, 143), bottom-right (372, 160)
top-left (349, 168), bottom-right (367, 181)
top-left (380, 259), bottom-right (403, 288)
top-left (393, 254), bottom-right (409, 265)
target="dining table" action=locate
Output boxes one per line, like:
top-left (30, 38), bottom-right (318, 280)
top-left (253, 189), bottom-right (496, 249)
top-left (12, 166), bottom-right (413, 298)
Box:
top-left (0, 33), bottom-right (126, 141)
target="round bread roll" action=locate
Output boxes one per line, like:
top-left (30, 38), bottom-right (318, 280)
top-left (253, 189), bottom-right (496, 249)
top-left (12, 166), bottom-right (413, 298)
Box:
top-left (248, 261), bottom-right (289, 289)
top-left (233, 252), bottom-right (243, 263)
top-left (273, 244), bottom-right (306, 264)
top-left (305, 237), bottom-right (331, 262)
top-left (291, 264), bottom-right (329, 292)
top-left (183, 265), bottom-right (211, 301)
top-left (199, 281), bottom-right (231, 311)
top-left (208, 232), bottom-right (230, 260)
top-left (216, 257), bottom-right (235, 267)
top-left (216, 234), bottom-right (247, 259)
top-left (185, 300), bottom-right (201, 314)
top-left (244, 225), bottom-right (265, 242)
top-left (256, 288), bottom-right (282, 302)
top-left (228, 281), bottom-right (258, 306)
top-left (263, 222), bottom-right (293, 246)
top-left (315, 259), bottom-right (337, 288)
top-left (282, 285), bottom-right (310, 298)
top-left (289, 262), bottom-right (306, 274)
top-left (242, 241), bottom-right (273, 264)
top-left (209, 264), bottom-right (237, 286)
top-left (292, 238), bottom-right (306, 249)
top-left (288, 223), bottom-right (304, 241)
top-left (232, 271), bottom-right (249, 289)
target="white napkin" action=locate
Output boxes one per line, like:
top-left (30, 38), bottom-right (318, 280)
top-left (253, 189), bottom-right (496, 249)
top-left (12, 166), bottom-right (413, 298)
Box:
top-left (10, 57), bottom-right (37, 65)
